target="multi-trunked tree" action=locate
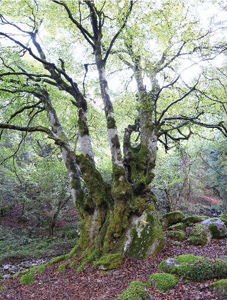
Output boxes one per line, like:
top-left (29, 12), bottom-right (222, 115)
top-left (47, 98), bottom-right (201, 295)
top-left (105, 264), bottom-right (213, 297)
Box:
top-left (0, 0), bottom-right (226, 260)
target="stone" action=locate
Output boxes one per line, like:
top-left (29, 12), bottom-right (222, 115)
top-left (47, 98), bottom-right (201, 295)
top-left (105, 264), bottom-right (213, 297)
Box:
top-left (201, 218), bottom-right (227, 239)
top-left (159, 254), bottom-right (227, 282)
top-left (162, 211), bottom-right (185, 229)
top-left (167, 230), bottom-right (186, 241)
top-left (188, 224), bottom-right (212, 246)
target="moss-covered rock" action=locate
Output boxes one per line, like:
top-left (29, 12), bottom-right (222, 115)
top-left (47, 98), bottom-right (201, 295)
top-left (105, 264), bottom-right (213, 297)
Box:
top-left (181, 216), bottom-right (205, 227)
top-left (123, 205), bottom-right (165, 260)
top-left (94, 253), bottom-right (123, 270)
top-left (159, 255), bottom-right (227, 282)
top-left (210, 279), bottom-right (227, 296)
top-left (168, 222), bottom-right (186, 231)
top-left (167, 230), bottom-right (186, 241)
top-left (188, 224), bottom-right (212, 246)
top-left (162, 211), bottom-right (185, 229)
top-left (220, 212), bottom-right (227, 226)
top-left (201, 218), bottom-right (227, 239)
top-left (118, 281), bottom-right (149, 300)
top-left (148, 273), bottom-right (178, 292)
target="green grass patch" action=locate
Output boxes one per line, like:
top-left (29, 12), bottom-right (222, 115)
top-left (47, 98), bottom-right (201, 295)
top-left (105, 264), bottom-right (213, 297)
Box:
top-left (20, 273), bottom-right (35, 285)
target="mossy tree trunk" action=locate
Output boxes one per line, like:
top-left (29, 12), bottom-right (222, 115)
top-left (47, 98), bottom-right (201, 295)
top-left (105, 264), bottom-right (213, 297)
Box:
top-left (0, 0), bottom-right (166, 261)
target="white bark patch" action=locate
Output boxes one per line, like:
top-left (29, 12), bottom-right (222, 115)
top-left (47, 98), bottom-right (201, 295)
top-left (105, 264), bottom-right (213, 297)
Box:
top-left (80, 134), bottom-right (94, 161)
top-left (124, 211), bottom-right (147, 253)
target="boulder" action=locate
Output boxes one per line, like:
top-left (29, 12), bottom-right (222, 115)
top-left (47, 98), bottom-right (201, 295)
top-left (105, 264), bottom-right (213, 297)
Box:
top-left (210, 279), bottom-right (227, 297)
top-left (159, 254), bottom-right (227, 282)
top-left (220, 212), bottom-right (227, 226)
top-left (201, 218), bottom-right (227, 239)
top-left (168, 222), bottom-right (186, 231)
top-left (162, 211), bottom-right (185, 229)
top-left (181, 216), bottom-right (207, 227)
top-left (168, 230), bottom-right (186, 241)
top-left (188, 224), bottom-right (212, 246)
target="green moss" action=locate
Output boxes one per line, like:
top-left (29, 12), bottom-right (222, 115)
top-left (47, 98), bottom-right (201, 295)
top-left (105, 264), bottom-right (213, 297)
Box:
top-left (77, 154), bottom-right (109, 206)
top-left (159, 255), bottom-right (227, 282)
top-left (162, 211), bottom-right (185, 229)
top-left (181, 216), bottom-right (204, 226)
top-left (176, 255), bottom-right (204, 264)
top-left (210, 279), bottom-right (227, 294)
top-left (58, 262), bottom-right (68, 272)
top-left (148, 273), bottom-right (178, 292)
top-left (0, 274), bottom-right (3, 280)
top-left (159, 255), bottom-right (205, 277)
top-left (70, 260), bottom-right (77, 268)
top-left (125, 205), bottom-right (165, 260)
top-left (107, 116), bottom-right (116, 129)
top-left (168, 230), bottom-right (186, 241)
top-left (76, 250), bottom-right (97, 273)
top-left (209, 223), bottom-right (225, 239)
top-left (119, 281), bottom-right (149, 300)
top-left (47, 255), bottom-right (66, 266)
top-left (220, 213), bottom-right (227, 226)
top-left (0, 285), bottom-right (6, 292)
top-left (188, 224), bottom-right (210, 246)
top-left (168, 222), bottom-right (186, 231)
top-left (20, 273), bottom-right (35, 285)
top-left (94, 253), bottom-right (123, 270)
top-left (111, 164), bottom-right (132, 200)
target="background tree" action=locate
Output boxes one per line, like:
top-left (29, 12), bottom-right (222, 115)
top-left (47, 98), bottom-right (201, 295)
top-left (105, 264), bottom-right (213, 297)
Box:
top-left (0, 0), bottom-right (226, 260)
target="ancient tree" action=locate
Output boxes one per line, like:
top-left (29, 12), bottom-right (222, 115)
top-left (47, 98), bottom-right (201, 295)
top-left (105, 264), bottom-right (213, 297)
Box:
top-left (0, 0), bottom-right (226, 260)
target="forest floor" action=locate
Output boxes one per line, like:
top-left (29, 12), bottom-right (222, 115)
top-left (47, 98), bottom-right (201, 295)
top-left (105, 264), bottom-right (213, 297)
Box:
top-left (0, 196), bottom-right (226, 300)
top-left (0, 236), bottom-right (226, 300)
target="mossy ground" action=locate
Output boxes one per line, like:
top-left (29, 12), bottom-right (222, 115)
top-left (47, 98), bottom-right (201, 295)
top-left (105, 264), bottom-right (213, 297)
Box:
top-left (148, 273), bottom-right (178, 292)
top-left (119, 281), bottom-right (149, 300)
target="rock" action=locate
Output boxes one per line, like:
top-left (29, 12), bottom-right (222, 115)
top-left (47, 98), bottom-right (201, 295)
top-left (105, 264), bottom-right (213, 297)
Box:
top-left (168, 222), bottom-right (186, 231)
top-left (162, 211), bottom-right (185, 229)
top-left (3, 265), bottom-right (11, 271)
top-left (181, 216), bottom-right (207, 227)
top-left (201, 218), bottom-right (227, 239)
top-left (188, 224), bottom-right (212, 246)
top-left (159, 254), bottom-right (227, 282)
top-left (167, 230), bottom-right (186, 241)
top-left (210, 279), bottom-right (227, 297)
top-left (220, 212), bottom-right (227, 226)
